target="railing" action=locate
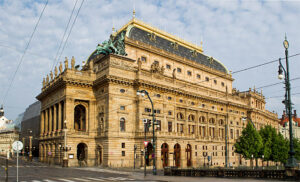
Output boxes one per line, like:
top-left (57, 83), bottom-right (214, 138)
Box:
top-left (164, 168), bottom-right (300, 180)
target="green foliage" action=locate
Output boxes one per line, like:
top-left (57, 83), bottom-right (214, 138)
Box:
top-left (259, 125), bottom-right (274, 161)
top-left (234, 122), bottom-right (263, 160)
top-left (292, 138), bottom-right (300, 161)
top-left (271, 133), bottom-right (288, 163)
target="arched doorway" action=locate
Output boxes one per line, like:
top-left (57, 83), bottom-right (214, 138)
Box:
top-left (186, 144), bottom-right (192, 167)
top-left (77, 143), bottom-right (88, 166)
top-left (97, 145), bottom-right (103, 166)
top-left (74, 105), bottom-right (86, 131)
top-left (161, 143), bottom-right (169, 168)
top-left (174, 143), bottom-right (181, 167)
top-left (146, 143), bottom-right (153, 166)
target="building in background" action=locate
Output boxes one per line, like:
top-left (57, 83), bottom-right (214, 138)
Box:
top-left (0, 106), bottom-right (19, 156)
top-left (279, 110), bottom-right (300, 139)
top-left (20, 101), bottom-right (41, 158)
top-left (37, 17), bottom-right (279, 168)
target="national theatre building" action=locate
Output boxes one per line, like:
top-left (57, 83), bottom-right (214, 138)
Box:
top-left (37, 17), bottom-right (279, 168)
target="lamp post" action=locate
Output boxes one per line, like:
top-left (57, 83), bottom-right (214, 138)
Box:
top-left (278, 36), bottom-right (297, 169)
top-left (62, 120), bottom-right (69, 167)
top-left (28, 130), bottom-right (33, 162)
top-left (137, 90), bottom-right (157, 175)
top-left (262, 155), bottom-right (264, 170)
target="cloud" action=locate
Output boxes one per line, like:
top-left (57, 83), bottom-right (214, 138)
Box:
top-left (0, 0), bottom-right (299, 120)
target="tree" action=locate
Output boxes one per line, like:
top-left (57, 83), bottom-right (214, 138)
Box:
top-left (271, 132), bottom-right (288, 164)
top-left (234, 122), bottom-right (263, 166)
top-left (259, 125), bottom-right (273, 163)
top-left (293, 138), bottom-right (300, 161)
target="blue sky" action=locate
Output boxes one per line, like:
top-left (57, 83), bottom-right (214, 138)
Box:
top-left (0, 0), bottom-right (300, 120)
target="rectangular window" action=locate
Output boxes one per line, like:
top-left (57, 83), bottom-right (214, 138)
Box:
top-left (205, 77), bottom-right (209, 82)
top-left (154, 60), bottom-right (159, 64)
top-left (177, 68), bottom-right (182, 73)
top-left (144, 108), bottom-right (151, 112)
top-left (230, 129), bottom-right (234, 139)
top-left (122, 151), bottom-right (125, 156)
top-left (168, 111), bottom-right (172, 115)
top-left (168, 122), bottom-right (172, 132)
top-left (195, 152), bottom-right (197, 156)
top-left (177, 123), bottom-right (179, 132)
top-left (221, 82), bottom-right (225, 87)
top-left (187, 71), bottom-right (192, 76)
top-left (141, 56), bottom-right (147, 62)
top-left (197, 74), bottom-right (201, 79)
top-left (214, 80), bottom-right (217, 84)
top-left (191, 125), bottom-right (195, 134)
top-left (120, 106), bottom-right (125, 110)
top-left (121, 143), bottom-right (125, 148)
top-left (154, 109), bottom-right (161, 114)
top-left (236, 130), bottom-right (239, 138)
top-left (166, 64), bottom-right (171, 69)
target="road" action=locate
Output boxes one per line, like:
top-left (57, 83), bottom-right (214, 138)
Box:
top-left (0, 157), bottom-right (286, 182)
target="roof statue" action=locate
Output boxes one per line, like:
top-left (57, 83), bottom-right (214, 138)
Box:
top-left (94, 31), bottom-right (127, 56)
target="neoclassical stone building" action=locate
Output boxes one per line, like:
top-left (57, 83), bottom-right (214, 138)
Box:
top-left (37, 18), bottom-right (279, 168)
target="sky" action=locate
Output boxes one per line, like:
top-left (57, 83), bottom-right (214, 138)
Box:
top-left (0, 0), bottom-right (299, 120)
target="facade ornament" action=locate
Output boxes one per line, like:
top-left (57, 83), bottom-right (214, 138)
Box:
top-left (137, 58), bottom-right (141, 71)
top-left (71, 56), bottom-right (75, 70)
top-left (64, 57), bottom-right (69, 70)
top-left (50, 71), bottom-right (53, 80)
top-left (42, 78), bottom-right (45, 87)
top-left (172, 68), bottom-right (176, 79)
top-left (54, 66), bottom-right (58, 77)
top-left (59, 62), bottom-right (63, 73)
top-left (207, 56), bottom-right (214, 64)
top-left (89, 60), bottom-right (94, 70)
top-left (46, 75), bottom-right (49, 84)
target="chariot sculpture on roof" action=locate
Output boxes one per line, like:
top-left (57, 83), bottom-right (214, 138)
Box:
top-left (94, 31), bottom-right (127, 56)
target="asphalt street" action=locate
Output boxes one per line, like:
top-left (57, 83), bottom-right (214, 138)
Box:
top-left (0, 157), bottom-right (287, 182)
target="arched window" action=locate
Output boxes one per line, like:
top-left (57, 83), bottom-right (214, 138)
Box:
top-left (74, 105), bottom-right (86, 131)
top-left (188, 114), bottom-right (195, 121)
top-left (199, 116), bottom-right (206, 123)
top-left (219, 119), bottom-right (224, 125)
top-left (177, 112), bottom-right (184, 120)
top-left (120, 117), bottom-right (125, 132)
top-left (209, 118), bottom-right (215, 124)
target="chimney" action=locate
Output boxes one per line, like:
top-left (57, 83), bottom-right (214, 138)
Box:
top-left (294, 110), bottom-right (297, 117)
top-left (283, 110), bottom-right (286, 118)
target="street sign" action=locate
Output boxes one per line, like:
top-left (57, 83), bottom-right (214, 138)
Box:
top-left (144, 141), bottom-right (149, 147)
top-left (12, 141), bottom-right (23, 151)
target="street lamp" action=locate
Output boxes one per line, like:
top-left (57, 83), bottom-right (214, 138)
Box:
top-left (262, 155), bottom-right (264, 170)
top-left (278, 36), bottom-right (297, 169)
top-left (137, 90), bottom-right (157, 175)
top-left (62, 120), bottom-right (70, 167)
top-left (28, 129), bottom-right (33, 162)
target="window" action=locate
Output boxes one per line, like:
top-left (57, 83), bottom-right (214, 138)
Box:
top-left (120, 106), bottom-right (125, 110)
top-left (187, 71), bottom-right (192, 76)
top-left (230, 129), bottom-right (233, 139)
top-left (177, 68), bottom-right (182, 73)
top-left (188, 114), bottom-right (195, 121)
top-left (202, 104), bottom-right (205, 108)
top-left (154, 60), bottom-right (159, 64)
top-left (221, 108), bottom-right (224, 111)
top-left (177, 112), bottom-right (184, 120)
top-left (122, 151), bottom-right (125, 156)
top-left (141, 56), bottom-right (147, 62)
top-left (120, 89), bottom-right (125, 93)
top-left (195, 152), bottom-right (197, 156)
top-left (168, 122), bottom-right (172, 132)
top-left (166, 64), bottom-right (171, 69)
top-left (221, 82), bottom-right (225, 87)
top-left (122, 143), bottom-right (125, 148)
top-left (180, 124), bottom-right (184, 133)
top-left (145, 108), bottom-right (151, 112)
top-left (191, 102), bottom-right (195, 105)
top-left (214, 80), bottom-right (217, 84)
top-left (197, 74), bottom-right (201, 79)
top-left (154, 109), bottom-right (161, 114)
top-left (199, 116), bottom-right (206, 123)
top-left (168, 96), bottom-right (172, 100)
top-left (191, 125), bottom-right (195, 134)
top-left (156, 94), bottom-right (161, 98)
top-left (195, 145), bottom-right (197, 150)
top-left (236, 130), bottom-right (239, 138)
top-left (205, 77), bottom-right (209, 82)
top-left (168, 111), bottom-right (172, 115)
top-left (74, 104), bottom-right (86, 131)
top-left (179, 99), bottom-right (183, 103)
top-left (156, 120), bottom-right (161, 131)
top-left (120, 118), bottom-right (125, 132)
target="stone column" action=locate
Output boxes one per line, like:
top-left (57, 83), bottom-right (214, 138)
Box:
top-left (53, 105), bottom-right (57, 133)
top-left (45, 109), bottom-right (48, 134)
top-left (40, 110), bottom-right (44, 135)
top-left (58, 102), bottom-right (62, 131)
top-left (49, 107), bottom-right (53, 134)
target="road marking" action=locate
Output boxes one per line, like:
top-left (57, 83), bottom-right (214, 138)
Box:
top-left (85, 177), bottom-right (105, 181)
top-left (72, 178), bottom-right (91, 182)
top-left (57, 179), bottom-right (75, 182)
top-left (43, 180), bottom-right (58, 182)
top-left (32, 180), bottom-right (42, 182)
